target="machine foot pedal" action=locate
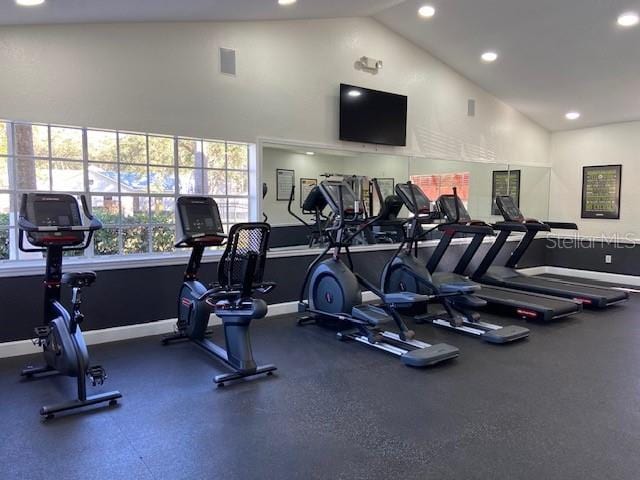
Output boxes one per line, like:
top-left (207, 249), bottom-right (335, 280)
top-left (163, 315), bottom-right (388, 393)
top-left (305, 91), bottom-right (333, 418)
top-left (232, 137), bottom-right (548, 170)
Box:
top-left (87, 366), bottom-right (107, 386)
top-left (480, 325), bottom-right (530, 344)
top-left (400, 343), bottom-right (459, 367)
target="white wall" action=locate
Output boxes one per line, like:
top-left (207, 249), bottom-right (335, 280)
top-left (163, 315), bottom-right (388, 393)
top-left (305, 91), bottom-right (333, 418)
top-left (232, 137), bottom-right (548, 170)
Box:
top-left (0, 18), bottom-right (549, 165)
top-left (550, 121), bottom-right (640, 238)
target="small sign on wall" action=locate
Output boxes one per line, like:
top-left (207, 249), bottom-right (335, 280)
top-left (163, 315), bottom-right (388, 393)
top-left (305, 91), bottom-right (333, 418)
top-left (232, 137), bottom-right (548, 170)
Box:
top-left (581, 165), bottom-right (622, 219)
top-left (276, 169), bottom-right (295, 201)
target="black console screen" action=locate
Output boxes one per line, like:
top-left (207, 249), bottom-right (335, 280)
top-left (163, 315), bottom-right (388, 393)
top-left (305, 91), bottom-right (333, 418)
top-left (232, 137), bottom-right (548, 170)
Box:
top-left (496, 196), bottom-right (525, 222)
top-left (183, 203), bottom-right (223, 234)
top-left (33, 200), bottom-right (76, 227)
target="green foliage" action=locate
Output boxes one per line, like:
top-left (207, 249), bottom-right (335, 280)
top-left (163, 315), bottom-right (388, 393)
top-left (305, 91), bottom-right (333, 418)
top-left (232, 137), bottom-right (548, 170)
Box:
top-left (149, 136), bottom-right (174, 166)
top-left (123, 226), bottom-right (149, 254)
top-left (94, 228), bottom-right (119, 256)
top-left (0, 123), bottom-right (8, 155)
top-left (50, 127), bottom-right (83, 160)
top-left (0, 229), bottom-right (8, 260)
top-left (0, 212), bottom-right (9, 226)
top-left (119, 133), bottom-right (147, 164)
top-left (152, 226), bottom-right (174, 253)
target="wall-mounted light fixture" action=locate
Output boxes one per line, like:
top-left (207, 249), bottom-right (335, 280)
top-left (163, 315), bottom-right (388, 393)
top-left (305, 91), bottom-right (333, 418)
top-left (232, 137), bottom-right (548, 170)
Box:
top-left (356, 56), bottom-right (383, 74)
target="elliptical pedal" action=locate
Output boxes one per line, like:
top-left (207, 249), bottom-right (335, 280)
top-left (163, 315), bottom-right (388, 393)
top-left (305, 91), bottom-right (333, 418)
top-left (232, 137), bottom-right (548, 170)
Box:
top-left (87, 365), bottom-right (107, 386)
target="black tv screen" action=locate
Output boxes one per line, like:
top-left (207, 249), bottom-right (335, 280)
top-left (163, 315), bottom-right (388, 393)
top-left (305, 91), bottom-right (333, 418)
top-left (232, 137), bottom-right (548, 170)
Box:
top-left (339, 84), bottom-right (407, 146)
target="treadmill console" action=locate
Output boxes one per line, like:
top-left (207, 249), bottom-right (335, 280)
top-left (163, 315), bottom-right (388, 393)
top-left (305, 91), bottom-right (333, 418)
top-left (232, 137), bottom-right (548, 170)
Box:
top-left (320, 181), bottom-right (363, 219)
top-left (495, 196), bottom-right (525, 223)
top-left (395, 183), bottom-right (431, 215)
top-left (176, 196), bottom-right (225, 246)
top-left (22, 193), bottom-right (85, 246)
top-left (438, 195), bottom-right (472, 223)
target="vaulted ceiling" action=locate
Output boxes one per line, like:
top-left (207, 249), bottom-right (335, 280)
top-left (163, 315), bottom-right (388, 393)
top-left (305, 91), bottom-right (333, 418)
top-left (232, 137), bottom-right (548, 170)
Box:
top-left (2, 0), bottom-right (639, 131)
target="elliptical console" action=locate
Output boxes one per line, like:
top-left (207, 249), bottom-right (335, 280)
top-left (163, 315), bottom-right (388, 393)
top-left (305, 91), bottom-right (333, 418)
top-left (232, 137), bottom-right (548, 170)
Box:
top-left (163, 196), bottom-right (277, 386)
top-left (19, 193), bottom-right (122, 418)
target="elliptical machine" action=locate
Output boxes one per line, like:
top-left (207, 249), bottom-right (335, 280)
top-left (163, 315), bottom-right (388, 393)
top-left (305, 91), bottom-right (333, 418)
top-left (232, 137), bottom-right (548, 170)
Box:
top-left (381, 182), bottom-right (529, 344)
top-left (162, 196), bottom-right (277, 386)
top-left (19, 193), bottom-right (122, 418)
top-left (297, 180), bottom-right (459, 367)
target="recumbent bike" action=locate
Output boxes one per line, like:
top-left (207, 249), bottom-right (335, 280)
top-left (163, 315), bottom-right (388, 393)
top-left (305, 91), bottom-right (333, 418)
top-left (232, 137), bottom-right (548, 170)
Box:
top-left (19, 193), bottom-right (122, 418)
top-left (297, 180), bottom-right (459, 367)
top-left (162, 196), bottom-right (277, 386)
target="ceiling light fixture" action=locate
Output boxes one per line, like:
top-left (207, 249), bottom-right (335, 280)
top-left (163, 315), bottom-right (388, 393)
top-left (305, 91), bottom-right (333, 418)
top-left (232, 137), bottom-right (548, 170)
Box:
top-left (278, 0), bottom-right (297, 5)
top-left (418, 5), bottom-right (436, 18)
top-left (565, 111), bottom-right (581, 120)
top-left (305, 152), bottom-right (315, 156)
top-left (617, 11), bottom-right (639, 27)
top-left (15, 0), bottom-right (45, 6)
top-left (481, 51), bottom-right (499, 63)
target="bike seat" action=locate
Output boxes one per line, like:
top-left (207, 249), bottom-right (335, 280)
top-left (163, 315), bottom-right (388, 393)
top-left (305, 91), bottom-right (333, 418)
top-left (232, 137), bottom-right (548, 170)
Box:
top-left (62, 271), bottom-right (97, 288)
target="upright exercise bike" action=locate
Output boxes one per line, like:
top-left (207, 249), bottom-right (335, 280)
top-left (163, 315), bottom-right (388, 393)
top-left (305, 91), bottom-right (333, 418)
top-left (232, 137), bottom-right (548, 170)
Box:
top-left (19, 193), bottom-right (122, 418)
top-left (297, 180), bottom-right (459, 367)
top-left (381, 182), bottom-right (530, 344)
top-left (162, 196), bottom-right (277, 386)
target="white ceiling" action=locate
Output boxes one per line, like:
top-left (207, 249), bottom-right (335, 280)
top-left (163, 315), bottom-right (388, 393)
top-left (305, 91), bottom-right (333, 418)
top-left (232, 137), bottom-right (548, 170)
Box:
top-left (1, 0), bottom-right (639, 131)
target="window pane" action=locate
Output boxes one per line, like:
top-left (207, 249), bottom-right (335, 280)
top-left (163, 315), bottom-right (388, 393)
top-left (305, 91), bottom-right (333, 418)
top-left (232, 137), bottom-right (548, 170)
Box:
top-left (227, 171), bottom-right (248, 195)
top-left (88, 163), bottom-right (119, 193)
top-left (227, 143), bottom-right (248, 170)
top-left (152, 226), bottom-right (174, 253)
top-left (149, 136), bottom-right (174, 166)
top-left (149, 166), bottom-right (175, 194)
top-left (150, 197), bottom-right (175, 224)
top-left (91, 195), bottom-right (120, 225)
top-left (0, 158), bottom-right (8, 189)
top-left (228, 198), bottom-right (248, 224)
top-left (119, 164), bottom-right (149, 193)
top-left (205, 170), bottom-right (226, 195)
top-left (0, 194), bottom-right (10, 226)
top-left (0, 229), bottom-right (9, 260)
top-left (16, 158), bottom-right (49, 190)
top-left (178, 139), bottom-right (203, 167)
top-left (94, 228), bottom-right (119, 256)
top-left (123, 226), bottom-right (149, 254)
top-left (204, 141), bottom-right (225, 168)
top-left (51, 127), bottom-right (83, 160)
top-left (0, 122), bottom-right (8, 155)
top-left (119, 133), bottom-right (147, 164)
top-left (213, 197), bottom-right (228, 224)
top-left (178, 168), bottom-right (203, 194)
top-left (51, 161), bottom-right (84, 192)
top-left (87, 130), bottom-right (117, 162)
top-left (15, 124), bottom-right (49, 157)
top-left (121, 196), bottom-right (149, 224)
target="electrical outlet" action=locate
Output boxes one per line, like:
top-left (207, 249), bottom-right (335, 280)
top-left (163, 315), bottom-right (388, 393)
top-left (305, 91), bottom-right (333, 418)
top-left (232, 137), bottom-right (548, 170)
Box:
top-left (605, 255), bottom-right (612, 264)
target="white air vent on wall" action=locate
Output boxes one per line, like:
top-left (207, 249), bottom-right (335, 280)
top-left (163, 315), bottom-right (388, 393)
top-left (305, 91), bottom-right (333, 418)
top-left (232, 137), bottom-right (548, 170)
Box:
top-left (220, 48), bottom-right (236, 76)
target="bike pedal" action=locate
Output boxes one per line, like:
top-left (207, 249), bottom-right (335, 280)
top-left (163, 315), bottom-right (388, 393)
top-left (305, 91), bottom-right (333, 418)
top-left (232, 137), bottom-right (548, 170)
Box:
top-left (31, 326), bottom-right (51, 346)
top-left (87, 365), bottom-right (107, 386)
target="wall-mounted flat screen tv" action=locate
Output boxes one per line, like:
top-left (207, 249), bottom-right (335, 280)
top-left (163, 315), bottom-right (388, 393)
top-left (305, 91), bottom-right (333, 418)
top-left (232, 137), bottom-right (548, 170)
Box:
top-left (339, 83), bottom-right (407, 147)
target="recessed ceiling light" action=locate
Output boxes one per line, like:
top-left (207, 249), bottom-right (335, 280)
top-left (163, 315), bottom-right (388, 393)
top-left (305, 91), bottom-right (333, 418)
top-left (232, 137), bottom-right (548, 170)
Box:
top-left (418, 5), bottom-right (436, 18)
top-left (617, 11), bottom-right (639, 27)
top-left (481, 51), bottom-right (499, 63)
top-left (565, 111), bottom-right (581, 120)
top-left (305, 151), bottom-right (315, 156)
top-left (15, 0), bottom-right (45, 6)
top-left (347, 89), bottom-right (362, 98)
top-left (278, 0), bottom-right (297, 5)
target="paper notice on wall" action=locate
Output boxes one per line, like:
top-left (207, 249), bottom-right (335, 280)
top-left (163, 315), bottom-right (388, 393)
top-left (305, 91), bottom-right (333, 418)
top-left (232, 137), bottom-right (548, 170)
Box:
top-left (276, 169), bottom-right (295, 201)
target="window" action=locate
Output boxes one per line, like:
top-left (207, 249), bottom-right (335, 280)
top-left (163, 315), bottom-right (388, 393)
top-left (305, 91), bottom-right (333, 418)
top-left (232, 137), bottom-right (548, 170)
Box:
top-left (0, 120), bottom-right (252, 262)
top-left (410, 172), bottom-right (470, 206)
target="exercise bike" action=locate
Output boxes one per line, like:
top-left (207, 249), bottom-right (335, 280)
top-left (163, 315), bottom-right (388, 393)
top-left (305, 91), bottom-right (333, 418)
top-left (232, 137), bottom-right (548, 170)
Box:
top-left (297, 180), bottom-right (459, 367)
top-left (381, 182), bottom-right (529, 344)
top-left (162, 196), bottom-right (277, 386)
top-left (18, 193), bottom-right (122, 418)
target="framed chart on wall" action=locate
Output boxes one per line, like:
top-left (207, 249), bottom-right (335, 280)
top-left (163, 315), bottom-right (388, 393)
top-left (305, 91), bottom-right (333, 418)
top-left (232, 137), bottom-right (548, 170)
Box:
top-left (276, 169), bottom-right (295, 201)
top-left (581, 165), bottom-right (622, 219)
top-left (491, 170), bottom-right (521, 215)
top-left (300, 178), bottom-right (317, 208)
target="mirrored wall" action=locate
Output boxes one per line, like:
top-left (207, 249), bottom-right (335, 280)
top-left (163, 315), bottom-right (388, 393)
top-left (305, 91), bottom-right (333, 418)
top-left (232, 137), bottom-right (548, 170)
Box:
top-left (261, 142), bottom-right (550, 250)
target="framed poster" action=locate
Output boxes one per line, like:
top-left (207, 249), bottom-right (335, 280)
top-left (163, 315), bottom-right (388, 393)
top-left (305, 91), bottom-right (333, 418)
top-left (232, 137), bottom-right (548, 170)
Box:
top-left (300, 178), bottom-right (317, 208)
top-left (276, 169), bottom-right (295, 201)
top-left (491, 170), bottom-right (521, 215)
top-left (581, 165), bottom-right (622, 219)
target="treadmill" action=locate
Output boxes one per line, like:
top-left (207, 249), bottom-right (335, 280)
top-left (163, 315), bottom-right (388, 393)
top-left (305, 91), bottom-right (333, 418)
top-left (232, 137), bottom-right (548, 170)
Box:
top-left (486, 195), bottom-right (629, 308)
top-left (435, 194), bottom-right (582, 322)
